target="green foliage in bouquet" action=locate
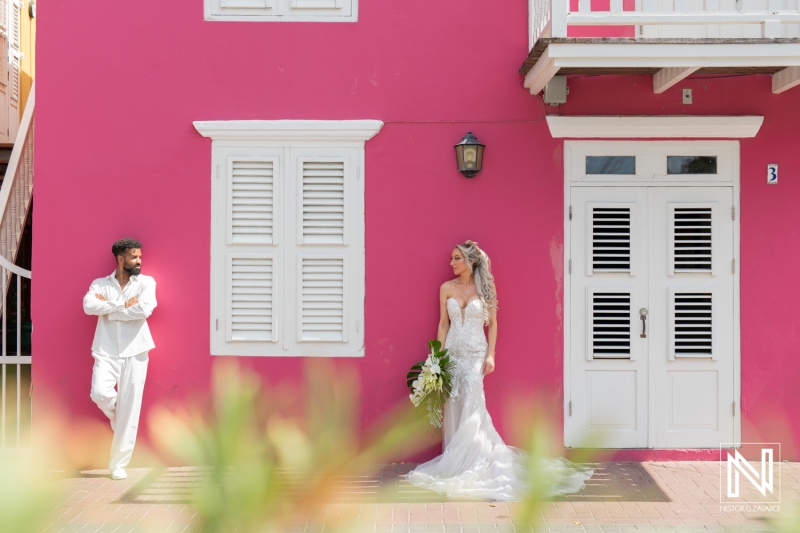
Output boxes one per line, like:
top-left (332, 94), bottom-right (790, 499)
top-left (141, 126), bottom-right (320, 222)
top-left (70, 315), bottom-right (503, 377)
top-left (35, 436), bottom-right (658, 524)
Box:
top-left (406, 340), bottom-right (454, 430)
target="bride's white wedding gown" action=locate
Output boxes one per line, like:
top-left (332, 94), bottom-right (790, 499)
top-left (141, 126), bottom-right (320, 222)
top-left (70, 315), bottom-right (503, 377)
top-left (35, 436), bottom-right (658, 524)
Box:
top-left (406, 297), bottom-right (594, 501)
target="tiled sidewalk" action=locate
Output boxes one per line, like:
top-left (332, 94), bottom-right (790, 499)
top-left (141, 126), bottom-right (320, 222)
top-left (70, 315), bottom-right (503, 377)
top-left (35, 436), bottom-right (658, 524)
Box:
top-left (43, 462), bottom-right (799, 532)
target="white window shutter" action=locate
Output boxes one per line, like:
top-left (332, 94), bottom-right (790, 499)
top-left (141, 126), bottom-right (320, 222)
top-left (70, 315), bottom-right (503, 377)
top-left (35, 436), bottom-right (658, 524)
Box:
top-left (196, 119), bottom-right (382, 357)
top-left (0, 0), bottom-right (6, 86)
top-left (9, 0), bottom-right (18, 102)
top-left (227, 254), bottom-right (278, 342)
top-left (212, 148), bottom-right (284, 356)
top-left (207, 0), bottom-right (354, 20)
top-left (287, 147), bottom-right (362, 355)
top-left (289, 0), bottom-right (343, 10)
top-left (298, 255), bottom-right (346, 342)
top-left (3, 0), bottom-right (18, 142)
top-left (283, 0), bottom-right (350, 17)
top-left (298, 158), bottom-right (347, 245)
top-left (221, 0), bottom-right (272, 8)
top-left (229, 157), bottom-right (278, 245)
top-left (0, 0), bottom-right (9, 143)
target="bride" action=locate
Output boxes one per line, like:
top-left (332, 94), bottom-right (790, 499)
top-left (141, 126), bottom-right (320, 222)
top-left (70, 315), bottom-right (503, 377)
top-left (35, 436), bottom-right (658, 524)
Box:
top-left (406, 240), bottom-right (593, 501)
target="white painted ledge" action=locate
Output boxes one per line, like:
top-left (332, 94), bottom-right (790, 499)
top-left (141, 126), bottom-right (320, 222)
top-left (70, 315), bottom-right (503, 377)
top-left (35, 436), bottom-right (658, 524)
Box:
top-left (194, 120), bottom-right (384, 142)
top-left (546, 116), bottom-right (764, 138)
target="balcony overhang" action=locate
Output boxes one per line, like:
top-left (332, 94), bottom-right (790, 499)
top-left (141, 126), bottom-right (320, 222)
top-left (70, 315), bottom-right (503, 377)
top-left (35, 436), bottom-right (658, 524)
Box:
top-left (545, 115), bottom-right (764, 138)
top-left (520, 38), bottom-right (800, 95)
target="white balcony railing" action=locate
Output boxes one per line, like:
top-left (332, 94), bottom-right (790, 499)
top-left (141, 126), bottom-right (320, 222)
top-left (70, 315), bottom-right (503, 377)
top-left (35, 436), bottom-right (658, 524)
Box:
top-left (530, 0), bottom-right (800, 48)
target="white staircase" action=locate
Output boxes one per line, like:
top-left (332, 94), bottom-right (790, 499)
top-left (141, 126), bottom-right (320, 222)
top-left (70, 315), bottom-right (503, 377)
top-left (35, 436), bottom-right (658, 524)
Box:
top-left (0, 82), bottom-right (32, 270)
top-left (0, 81), bottom-right (32, 450)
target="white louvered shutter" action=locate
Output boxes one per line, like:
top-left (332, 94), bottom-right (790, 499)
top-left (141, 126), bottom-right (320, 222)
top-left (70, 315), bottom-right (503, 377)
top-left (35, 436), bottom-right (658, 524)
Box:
top-left (587, 290), bottom-right (633, 360)
top-left (6, 0), bottom-right (18, 140)
top-left (287, 148), bottom-right (362, 355)
top-left (669, 205), bottom-right (714, 274)
top-left (588, 204), bottom-right (635, 275)
top-left (0, 0), bottom-right (8, 143)
top-left (214, 0), bottom-right (274, 16)
top-left (299, 158), bottom-right (347, 245)
top-left (200, 120), bottom-right (381, 358)
top-left (287, 0), bottom-right (348, 14)
top-left (229, 157), bottom-right (277, 245)
top-left (669, 290), bottom-right (714, 360)
top-left (298, 255), bottom-right (346, 342)
top-left (222, 0), bottom-right (271, 7)
top-left (208, 0), bottom-right (354, 19)
top-left (228, 254), bottom-right (277, 341)
top-left (212, 148), bottom-right (283, 356)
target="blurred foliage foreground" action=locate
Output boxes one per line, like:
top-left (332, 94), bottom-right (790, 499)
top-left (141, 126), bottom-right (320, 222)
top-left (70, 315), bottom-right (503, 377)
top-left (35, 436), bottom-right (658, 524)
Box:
top-left (3, 359), bottom-right (797, 532)
top-left (148, 360), bottom-right (434, 531)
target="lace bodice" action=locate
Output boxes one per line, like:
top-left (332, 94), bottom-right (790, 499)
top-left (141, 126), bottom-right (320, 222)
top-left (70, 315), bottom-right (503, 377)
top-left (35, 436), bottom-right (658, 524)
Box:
top-left (445, 298), bottom-right (488, 400)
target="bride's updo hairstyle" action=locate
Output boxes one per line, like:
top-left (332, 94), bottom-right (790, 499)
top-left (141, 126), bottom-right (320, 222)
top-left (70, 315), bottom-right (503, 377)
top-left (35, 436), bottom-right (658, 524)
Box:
top-left (455, 240), bottom-right (498, 323)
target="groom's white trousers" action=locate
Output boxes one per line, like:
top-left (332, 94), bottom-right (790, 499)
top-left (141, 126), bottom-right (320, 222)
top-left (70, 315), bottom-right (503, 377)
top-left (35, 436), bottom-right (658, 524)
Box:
top-left (90, 351), bottom-right (149, 471)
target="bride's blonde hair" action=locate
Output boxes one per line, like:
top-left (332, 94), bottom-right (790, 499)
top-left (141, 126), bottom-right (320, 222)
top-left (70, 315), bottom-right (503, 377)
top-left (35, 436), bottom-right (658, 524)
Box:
top-left (455, 240), bottom-right (497, 323)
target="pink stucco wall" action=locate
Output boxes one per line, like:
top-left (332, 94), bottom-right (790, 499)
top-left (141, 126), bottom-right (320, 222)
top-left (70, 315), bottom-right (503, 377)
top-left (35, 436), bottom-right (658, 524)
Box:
top-left (34, 0), bottom-right (800, 462)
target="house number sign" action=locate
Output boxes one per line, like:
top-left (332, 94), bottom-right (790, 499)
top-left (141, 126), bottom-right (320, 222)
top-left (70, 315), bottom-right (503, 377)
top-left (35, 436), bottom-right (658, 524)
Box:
top-left (767, 164), bottom-right (778, 185)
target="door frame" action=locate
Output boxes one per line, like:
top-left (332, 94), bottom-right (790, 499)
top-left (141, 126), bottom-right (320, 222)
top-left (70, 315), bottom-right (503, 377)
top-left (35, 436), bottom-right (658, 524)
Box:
top-left (563, 140), bottom-right (742, 448)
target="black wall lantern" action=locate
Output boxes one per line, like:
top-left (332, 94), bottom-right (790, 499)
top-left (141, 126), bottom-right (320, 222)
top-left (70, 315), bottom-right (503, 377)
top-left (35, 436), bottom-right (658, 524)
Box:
top-left (454, 131), bottom-right (485, 178)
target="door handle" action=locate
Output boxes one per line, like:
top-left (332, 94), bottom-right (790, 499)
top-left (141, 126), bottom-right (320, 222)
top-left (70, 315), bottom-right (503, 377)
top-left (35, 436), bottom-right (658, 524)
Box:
top-left (639, 308), bottom-right (648, 338)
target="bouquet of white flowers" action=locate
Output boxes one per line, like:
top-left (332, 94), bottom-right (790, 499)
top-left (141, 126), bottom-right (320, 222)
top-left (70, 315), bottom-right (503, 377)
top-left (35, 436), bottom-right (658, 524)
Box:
top-left (406, 340), bottom-right (453, 429)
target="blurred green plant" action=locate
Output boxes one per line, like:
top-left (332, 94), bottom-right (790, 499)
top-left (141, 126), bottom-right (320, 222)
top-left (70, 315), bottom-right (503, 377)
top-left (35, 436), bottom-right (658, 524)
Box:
top-left (770, 501), bottom-right (800, 532)
top-left (510, 399), bottom-right (600, 528)
top-left (0, 453), bottom-right (58, 533)
top-left (149, 359), bottom-right (428, 532)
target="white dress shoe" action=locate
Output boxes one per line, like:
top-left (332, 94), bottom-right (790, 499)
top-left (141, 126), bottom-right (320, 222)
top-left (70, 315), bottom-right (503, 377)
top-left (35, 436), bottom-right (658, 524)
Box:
top-left (110, 468), bottom-right (128, 480)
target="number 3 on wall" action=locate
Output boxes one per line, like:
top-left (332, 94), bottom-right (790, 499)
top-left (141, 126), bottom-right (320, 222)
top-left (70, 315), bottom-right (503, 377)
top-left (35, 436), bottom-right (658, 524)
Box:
top-left (767, 164), bottom-right (778, 185)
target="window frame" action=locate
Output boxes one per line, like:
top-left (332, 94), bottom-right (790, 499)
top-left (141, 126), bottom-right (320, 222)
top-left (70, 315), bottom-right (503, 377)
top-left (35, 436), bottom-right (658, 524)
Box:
top-left (195, 120), bottom-right (383, 357)
top-left (205, 0), bottom-right (357, 22)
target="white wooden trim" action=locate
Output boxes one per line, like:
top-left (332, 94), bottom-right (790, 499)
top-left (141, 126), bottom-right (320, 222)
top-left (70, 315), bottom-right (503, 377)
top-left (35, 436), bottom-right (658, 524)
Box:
top-left (548, 116), bottom-right (763, 139)
top-left (194, 120), bottom-right (383, 142)
top-left (653, 66), bottom-right (700, 94)
top-left (543, 42), bottom-right (800, 70)
top-left (523, 48), bottom-right (560, 95)
top-left (568, 141), bottom-right (739, 183)
top-left (772, 66), bottom-right (800, 94)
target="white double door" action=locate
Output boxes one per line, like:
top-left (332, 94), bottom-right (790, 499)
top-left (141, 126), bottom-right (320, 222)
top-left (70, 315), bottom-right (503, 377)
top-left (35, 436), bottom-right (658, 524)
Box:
top-left (567, 186), bottom-right (736, 448)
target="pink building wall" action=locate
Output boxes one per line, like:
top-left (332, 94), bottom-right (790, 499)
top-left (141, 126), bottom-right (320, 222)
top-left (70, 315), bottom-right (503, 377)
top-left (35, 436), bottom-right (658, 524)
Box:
top-left (34, 0), bottom-right (800, 461)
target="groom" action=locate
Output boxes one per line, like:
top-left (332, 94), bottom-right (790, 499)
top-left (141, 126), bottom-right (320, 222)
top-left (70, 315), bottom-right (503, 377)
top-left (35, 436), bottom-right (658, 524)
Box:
top-left (82, 238), bottom-right (157, 480)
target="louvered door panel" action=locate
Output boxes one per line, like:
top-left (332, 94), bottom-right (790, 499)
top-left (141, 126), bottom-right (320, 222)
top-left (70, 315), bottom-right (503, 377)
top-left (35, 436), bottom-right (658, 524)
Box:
top-left (670, 291), bottom-right (714, 359)
top-left (299, 256), bottom-right (346, 342)
top-left (227, 254), bottom-right (277, 342)
top-left (228, 158), bottom-right (277, 245)
top-left (588, 291), bottom-right (632, 359)
top-left (300, 159), bottom-right (346, 245)
top-left (671, 206), bottom-right (713, 273)
top-left (590, 205), bottom-right (632, 273)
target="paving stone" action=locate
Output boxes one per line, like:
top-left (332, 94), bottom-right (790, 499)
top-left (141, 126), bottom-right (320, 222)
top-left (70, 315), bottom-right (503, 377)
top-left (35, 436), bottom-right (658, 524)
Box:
top-left (35, 462), bottom-right (799, 532)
